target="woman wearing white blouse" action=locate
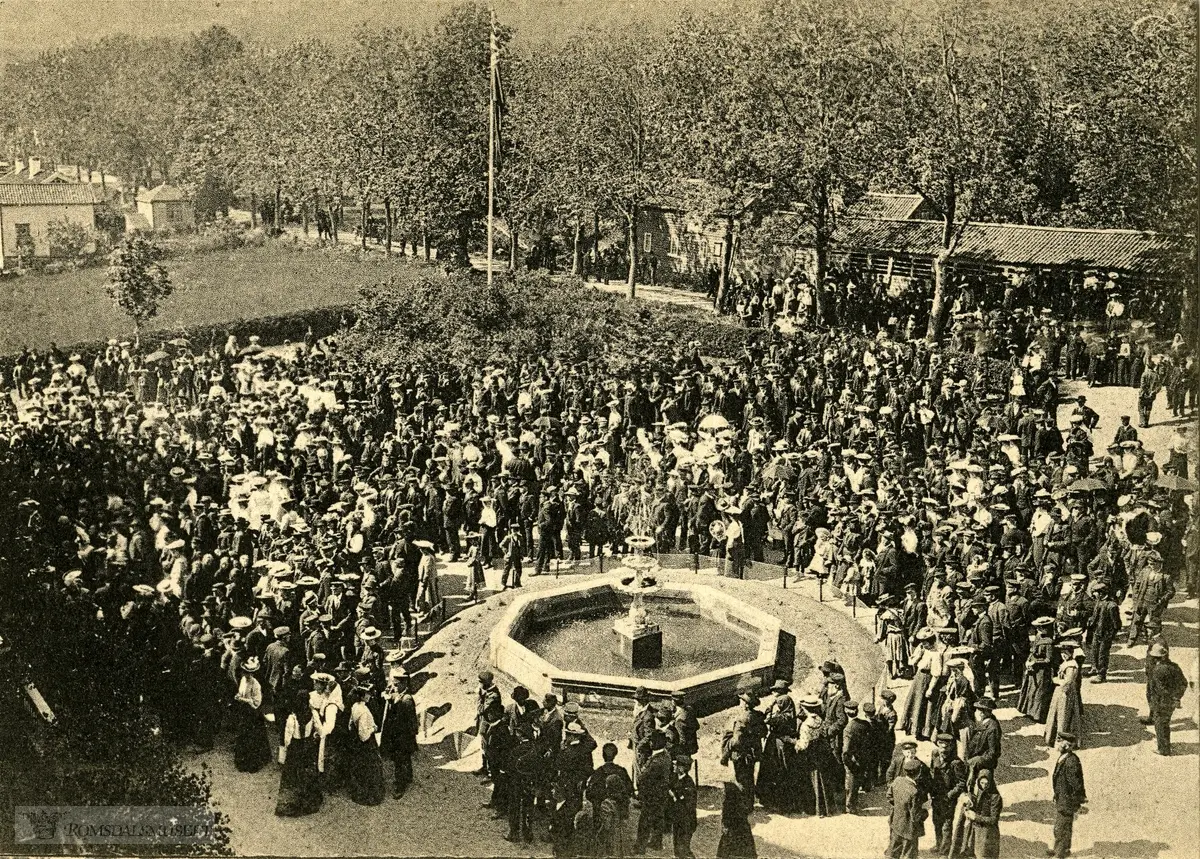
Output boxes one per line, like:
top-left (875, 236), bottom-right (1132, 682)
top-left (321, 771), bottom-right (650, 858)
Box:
top-left (232, 657), bottom-right (271, 772)
top-left (275, 690), bottom-right (323, 817)
top-left (309, 673), bottom-right (342, 777)
top-left (346, 684), bottom-right (386, 806)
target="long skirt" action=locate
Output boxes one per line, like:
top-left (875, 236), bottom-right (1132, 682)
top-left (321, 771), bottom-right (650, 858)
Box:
top-left (900, 671), bottom-right (933, 739)
top-left (275, 735), bottom-right (323, 817)
top-left (756, 738), bottom-right (798, 813)
top-left (1017, 666), bottom-right (1053, 722)
top-left (716, 818), bottom-right (757, 859)
top-left (233, 702), bottom-right (272, 773)
top-left (796, 750), bottom-right (838, 817)
top-left (1044, 684), bottom-right (1084, 746)
top-left (346, 737), bottom-right (386, 806)
top-left (947, 794), bottom-right (974, 859)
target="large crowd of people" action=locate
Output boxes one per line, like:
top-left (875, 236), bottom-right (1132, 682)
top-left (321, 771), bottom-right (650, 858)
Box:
top-left (0, 283), bottom-right (1195, 856)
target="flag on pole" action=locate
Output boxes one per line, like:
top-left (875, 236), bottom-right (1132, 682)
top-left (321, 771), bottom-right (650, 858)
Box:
top-left (490, 13), bottom-right (506, 172)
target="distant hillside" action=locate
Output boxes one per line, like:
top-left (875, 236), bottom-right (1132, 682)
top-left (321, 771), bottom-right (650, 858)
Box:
top-left (0, 0), bottom-right (727, 66)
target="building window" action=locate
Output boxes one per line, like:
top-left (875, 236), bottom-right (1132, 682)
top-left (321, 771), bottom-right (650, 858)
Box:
top-left (643, 232), bottom-right (653, 254)
top-left (15, 223), bottom-right (32, 246)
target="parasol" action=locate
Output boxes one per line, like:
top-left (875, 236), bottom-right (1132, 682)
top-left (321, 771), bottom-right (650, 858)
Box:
top-left (144, 350), bottom-right (170, 364)
top-left (1156, 474), bottom-right (1198, 492)
top-left (762, 459), bottom-right (796, 482)
top-left (167, 337), bottom-right (190, 347)
top-left (239, 344), bottom-right (264, 356)
top-left (1067, 477), bottom-right (1105, 493)
top-left (699, 413), bottom-right (730, 431)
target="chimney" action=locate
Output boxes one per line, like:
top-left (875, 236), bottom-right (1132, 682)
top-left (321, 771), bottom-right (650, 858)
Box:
top-left (28, 157), bottom-right (41, 178)
top-left (14, 158), bottom-right (24, 176)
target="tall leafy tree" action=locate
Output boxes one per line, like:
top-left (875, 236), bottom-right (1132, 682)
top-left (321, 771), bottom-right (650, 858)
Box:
top-left (875, 0), bottom-right (1044, 339)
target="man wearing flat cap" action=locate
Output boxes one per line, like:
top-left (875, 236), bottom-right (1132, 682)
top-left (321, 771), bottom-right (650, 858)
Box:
top-left (886, 756), bottom-right (927, 859)
top-left (1049, 731), bottom-right (1086, 858)
top-left (721, 690), bottom-right (764, 806)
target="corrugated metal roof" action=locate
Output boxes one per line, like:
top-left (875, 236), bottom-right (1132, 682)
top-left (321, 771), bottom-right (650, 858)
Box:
top-left (844, 193), bottom-right (926, 221)
top-left (833, 217), bottom-right (1191, 275)
top-left (0, 184), bottom-right (100, 206)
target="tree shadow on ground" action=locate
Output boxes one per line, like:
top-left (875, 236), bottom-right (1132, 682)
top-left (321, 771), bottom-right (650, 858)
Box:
top-left (405, 650), bottom-right (445, 674)
top-left (994, 721), bottom-right (1053, 785)
top-left (1080, 839), bottom-right (1172, 858)
top-left (1003, 797), bottom-right (1056, 824)
top-left (1081, 701), bottom-right (1146, 749)
top-left (1162, 602), bottom-right (1197, 627)
top-left (999, 829), bottom-right (1054, 857)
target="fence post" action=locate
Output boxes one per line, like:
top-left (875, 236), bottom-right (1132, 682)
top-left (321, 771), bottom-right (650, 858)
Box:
top-left (817, 575), bottom-right (823, 603)
top-left (693, 552), bottom-right (699, 574)
top-left (852, 590), bottom-right (857, 618)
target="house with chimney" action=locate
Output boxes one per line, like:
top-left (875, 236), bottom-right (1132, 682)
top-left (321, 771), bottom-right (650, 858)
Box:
top-left (0, 157), bottom-right (101, 268)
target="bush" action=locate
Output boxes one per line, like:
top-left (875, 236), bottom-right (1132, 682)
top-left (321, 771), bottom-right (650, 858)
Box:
top-left (342, 267), bottom-right (747, 373)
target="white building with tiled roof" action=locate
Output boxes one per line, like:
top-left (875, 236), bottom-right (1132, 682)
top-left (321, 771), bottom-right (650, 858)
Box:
top-left (0, 182), bottom-right (99, 269)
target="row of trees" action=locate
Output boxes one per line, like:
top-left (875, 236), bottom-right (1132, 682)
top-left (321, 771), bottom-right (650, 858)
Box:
top-left (2, 0), bottom-right (1194, 335)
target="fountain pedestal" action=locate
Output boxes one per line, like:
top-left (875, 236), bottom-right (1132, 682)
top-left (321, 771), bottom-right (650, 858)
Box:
top-left (612, 539), bottom-right (663, 669)
top-left (612, 617), bottom-right (663, 669)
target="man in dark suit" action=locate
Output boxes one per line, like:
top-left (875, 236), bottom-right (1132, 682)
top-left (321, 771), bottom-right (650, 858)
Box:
top-left (633, 731), bottom-right (672, 853)
top-left (380, 668), bottom-right (419, 799)
top-left (1049, 731), bottom-right (1086, 858)
top-left (1146, 641), bottom-right (1189, 754)
top-left (965, 698), bottom-right (1002, 783)
top-left (886, 758), bottom-right (926, 859)
top-left (669, 754), bottom-right (698, 859)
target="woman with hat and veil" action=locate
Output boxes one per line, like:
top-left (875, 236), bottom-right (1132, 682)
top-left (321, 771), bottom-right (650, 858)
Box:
top-left (232, 656), bottom-right (272, 772)
top-left (275, 689), bottom-right (323, 817)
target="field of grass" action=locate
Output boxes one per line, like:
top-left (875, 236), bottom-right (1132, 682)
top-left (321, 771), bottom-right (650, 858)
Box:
top-left (0, 242), bottom-right (423, 353)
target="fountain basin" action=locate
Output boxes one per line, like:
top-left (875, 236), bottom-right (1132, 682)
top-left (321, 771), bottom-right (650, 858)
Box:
top-left (489, 578), bottom-right (790, 711)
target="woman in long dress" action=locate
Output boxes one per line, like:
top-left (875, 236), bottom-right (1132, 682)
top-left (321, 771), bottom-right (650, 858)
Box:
top-left (948, 769), bottom-right (1002, 859)
top-left (414, 542), bottom-right (439, 620)
top-left (346, 684), bottom-right (386, 806)
top-left (232, 657), bottom-right (272, 772)
top-left (309, 673), bottom-right (343, 787)
top-left (1017, 619), bottom-right (1055, 722)
top-left (793, 700), bottom-right (836, 817)
top-left (275, 690), bottom-right (323, 817)
top-left (876, 595), bottom-right (909, 679)
top-left (900, 628), bottom-right (940, 740)
top-left (716, 781), bottom-right (756, 859)
top-left (1044, 643), bottom-right (1084, 747)
top-left (937, 658), bottom-right (976, 760)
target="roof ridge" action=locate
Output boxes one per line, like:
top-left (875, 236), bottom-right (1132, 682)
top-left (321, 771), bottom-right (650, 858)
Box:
top-left (844, 215), bottom-right (1190, 240)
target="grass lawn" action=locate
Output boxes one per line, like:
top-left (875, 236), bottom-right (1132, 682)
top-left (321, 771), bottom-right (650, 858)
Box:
top-left (0, 242), bottom-right (422, 353)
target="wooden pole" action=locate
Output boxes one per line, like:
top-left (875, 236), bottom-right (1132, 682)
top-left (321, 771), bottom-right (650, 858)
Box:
top-left (487, 7), bottom-right (497, 287)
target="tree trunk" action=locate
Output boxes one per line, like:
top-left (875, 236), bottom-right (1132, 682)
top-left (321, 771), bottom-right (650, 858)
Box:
top-left (361, 195), bottom-right (369, 251)
top-left (301, 202), bottom-right (309, 236)
top-left (812, 235), bottom-right (828, 325)
top-left (274, 183), bottom-right (282, 233)
top-left (571, 218), bottom-right (582, 277)
top-left (331, 203), bottom-right (340, 243)
top-left (716, 216), bottom-right (734, 311)
top-left (927, 250), bottom-right (952, 342)
top-left (383, 198), bottom-right (392, 255)
top-left (592, 210), bottom-right (601, 270)
top-left (626, 205), bottom-right (639, 299)
top-left (422, 228), bottom-right (430, 260)
top-left (509, 227), bottom-right (518, 270)
top-left (99, 164), bottom-right (106, 191)
top-left (250, 191), bottom-right (258, 229)
top-left (453, 218), bottom-right (468, 265)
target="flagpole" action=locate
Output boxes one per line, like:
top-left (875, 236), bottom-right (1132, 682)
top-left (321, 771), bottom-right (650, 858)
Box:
top-left (487, 7), bottom-right (497, 286)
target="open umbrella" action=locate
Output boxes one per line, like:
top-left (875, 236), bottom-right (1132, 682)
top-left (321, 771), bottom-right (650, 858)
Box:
top-left (1067, 477), bottom-right (1106, 493)
top-left (762, 459), bottom-right (796, 482)
top-left (167, 337), bottom-right (190, 347)
top-left (699, 413), bottom-right (730, 432)
top-left (239, 344), bottom-right (264, 357)
top-left (143, 350), bottom-right (170, 364)
top-left (1157, 474), bottom-right (1198, 492)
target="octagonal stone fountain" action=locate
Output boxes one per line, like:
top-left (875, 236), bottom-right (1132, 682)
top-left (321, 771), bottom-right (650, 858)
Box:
top-left (489, 552), bottom-right (792, 710)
